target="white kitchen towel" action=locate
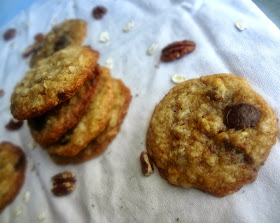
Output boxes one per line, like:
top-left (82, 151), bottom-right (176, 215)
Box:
top-left (0, 0), bottom-right (280, 222)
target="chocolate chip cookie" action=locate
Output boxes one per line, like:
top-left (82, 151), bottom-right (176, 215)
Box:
top-left (11, 45), bottom-right (99, 120)
top-left (0, 142), bottom-right (26, 211)
top-left (46, 66), bottom-right (114, 157)
top-left (49, 78), bottom-right (132, 164)
top-left (29, 19), bottom-right (87, 67)
top-left (28, 66), bottom-right (101, 146)
top-left (146, 73), bottom-right (278, 197)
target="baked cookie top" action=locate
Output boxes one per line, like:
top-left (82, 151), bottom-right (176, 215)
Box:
top-left (11, 46), bottom-right (99, 120)
top-left (0, 142), bottom-right (26, 211)
top-left (46, 66), bottom-right (114, 157)
top-left (146, 73), bottom-right (278, 197)
top-left (49, 78), bottom-right (132, 164)
top-left (30, 19), bottom-right (87, 67)
top-left (28, 66), bottom-right (101, 146)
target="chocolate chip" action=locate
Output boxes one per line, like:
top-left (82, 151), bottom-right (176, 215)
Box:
top-left (5, 119), bottom-right (24, 131)
top-left (3, 28), bottom-right (16, 41)
top-left (53, 35), bottom-right (70, 52)
top-left (92, 6), bottom-right (107, 19)
top-left (224, 103), bottom-right (261, 130)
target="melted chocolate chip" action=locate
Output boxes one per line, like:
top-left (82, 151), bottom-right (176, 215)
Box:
top-left (5, 119), bottom-right (23, 130)
top-left (224, 103), bottom-right (261, 130)
top-left (3, 28), bottom-right (16, 41)
top-left (92, 6), bottom-right (107, 19)
top-left (53, 35), bottom-right (70, 52)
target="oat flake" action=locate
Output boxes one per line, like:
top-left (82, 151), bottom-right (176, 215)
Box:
top-left (123, 20), bottom-right (135, 32)
top-left (99, 31), bottom-right (110, 43)
top-left (235, 22), bottom-right (247, 31)
top-left (171, 74), bottom-right (186, 84)
top-left (23, 191), bottom-right (31, 203)
top-left (146, 43), bottom-right (158, 55)
top-left (14, 206), bottom-right (22, 216)
top-left (37, 211), bottom-right (46, 221)
top-left (105, 59), bottom-right (114, 69)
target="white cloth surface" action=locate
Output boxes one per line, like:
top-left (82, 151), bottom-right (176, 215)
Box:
top-left (0, 0), bottom-right (280, 222)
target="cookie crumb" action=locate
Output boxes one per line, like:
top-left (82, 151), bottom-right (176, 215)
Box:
top-left (123, 20), bottom-right (135, 32)
top-left (146, 43), bottom-right (158, 55)
top-left (176, 217), bottom-right (180, 222)
top-left (0, 89), bottom-right (4, 97)
top-left (37, 211), bottom-right (46, 221)
top-left (105, 59), bottom-right (114, 69)
top-left (23, 191), bottom-right (31, 203)
top-left (235, 22), bottom-right (247, 31)
top-left (171, 74), bottom-right (186, 84)
top-left (91, 204), bottom-right (95, 207)
top-left (99, 31), bottom-right (110, 43)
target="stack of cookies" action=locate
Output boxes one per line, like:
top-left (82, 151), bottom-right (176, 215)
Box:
top-left (11, 20), bottom-right (131, 165)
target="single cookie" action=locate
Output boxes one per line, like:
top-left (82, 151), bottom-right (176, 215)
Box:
top-left (11, 46), bottom-right (99, 120)
top-left (28, 66), bottom-right (101, 146)
top-left (146, 73), bottom-right (278, 197)
top-left (0, 142), bottom-right (26, 211)
top-left (30, 19), bottom-right (87, 67)
top-left (46, 66), bottom-right (114, 157)
top-left (49, 78), bottom-right (132, 164)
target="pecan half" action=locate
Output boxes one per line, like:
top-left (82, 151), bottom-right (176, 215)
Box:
top-left (51, 171), bottom-right (76, 196)
top-left (140, 152), bottom-right (154, 176)
top-left (5, 118), bottom-right (23, 130)
top-left (160, 40), bottom-right (196, 62)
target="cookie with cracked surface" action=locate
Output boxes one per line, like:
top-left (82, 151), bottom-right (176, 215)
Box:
top-left (49, 78), bottom-right (132, 164)
top-left (146, 73), bottom-right (278, 197)
top-left (46, 66), bottom-right (114, 157)
top-left (28, 66), bottom-right (101, 146)
top-left (29, 19), bottom-right (87, 67)
top-left (0, 142), bottom-right (26, 211)
top-left (11, 45), bottom-right (99, 120)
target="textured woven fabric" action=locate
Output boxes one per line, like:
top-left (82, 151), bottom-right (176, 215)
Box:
top-left (0, 0), bottom-right (279, 222)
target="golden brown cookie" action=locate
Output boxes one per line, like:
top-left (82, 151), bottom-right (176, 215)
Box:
top-left (49, 78), bottom-right (132, 164)
top-left (146, 73), bottom-right (278, 197)
top-left (11, 46), bottom-right (99, 120)
top-left (46, 66), bottom-right (114, 157)
top-left (28, 66), bottom-right (101, 146)
top-left (0, 142), bottom-right (26, 211)
top-left (30, 19), bottom-right (87, 67)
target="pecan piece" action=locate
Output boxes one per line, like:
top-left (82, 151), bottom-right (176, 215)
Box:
top-left (92, 6), bottom-right (107, 19)
top-left (5, 118), bottom-right (23, 130)
top-left (3, 28), bottom-right (16, 41)
top-left (140, 152), bottom-right (154, 176)
top-left (51, 171), bottom-right (76, 196)
top-left (161, 40), bottom-right (196, 62)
